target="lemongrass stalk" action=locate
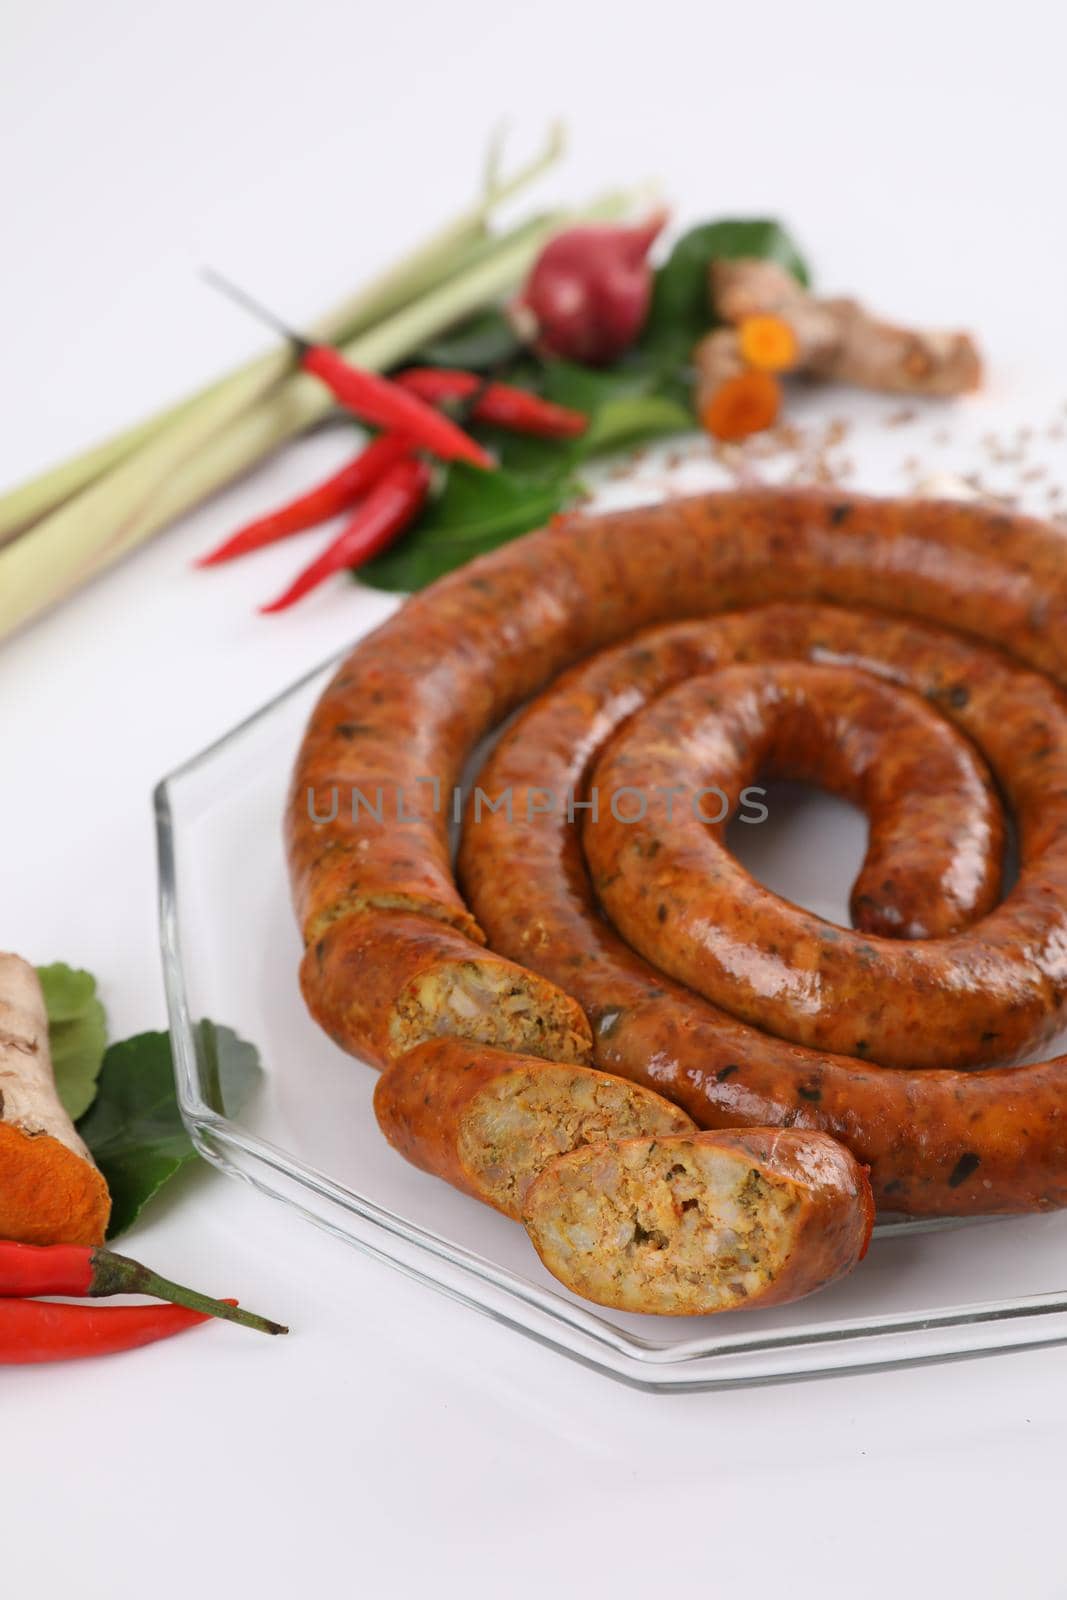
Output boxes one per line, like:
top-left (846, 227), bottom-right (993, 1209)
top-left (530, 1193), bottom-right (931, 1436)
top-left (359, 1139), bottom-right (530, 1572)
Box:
top-left (0, 125), bottom-right (566, 543)
top-left (313, 120), bottom-right (566, 346)
top-left (0, 188), bottom-right (631, 641)
top-left (0, 388), bottom-right (212, 549)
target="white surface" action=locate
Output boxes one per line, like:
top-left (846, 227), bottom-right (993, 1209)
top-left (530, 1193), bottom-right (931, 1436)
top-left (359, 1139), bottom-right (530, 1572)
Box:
top-left (2, 1), bottom-right (1067, 1595)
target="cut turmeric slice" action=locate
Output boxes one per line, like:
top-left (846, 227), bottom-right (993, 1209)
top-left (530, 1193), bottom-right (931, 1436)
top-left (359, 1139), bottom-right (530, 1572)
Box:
top-left (0, 954), bottom-right (110, 1245)
top-left (738, 313), bottom-right (799, 373)
top-left (701, 370), bottom-right (782, 442)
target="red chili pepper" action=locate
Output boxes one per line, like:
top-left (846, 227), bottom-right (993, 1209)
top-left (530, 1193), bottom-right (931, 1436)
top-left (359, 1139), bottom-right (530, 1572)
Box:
top-left (260, 454), bottom-right (432, 613)
top-left (200, 271), bottom-right (491, 470)
top-left (0, 1241), bottom-right (287, 1335)
top-left (0, 1297), bottom-right (238, 1364)
top-left (196, 432), bottom-right (413, 567)
top-left (299, 347), bottom-right (491, 469)
top-left (395, 368), bottom-right (588, 439)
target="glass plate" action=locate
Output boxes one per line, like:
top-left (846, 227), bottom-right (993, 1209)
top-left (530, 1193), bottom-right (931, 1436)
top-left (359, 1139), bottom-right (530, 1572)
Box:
top-left (155, 649), bottom-right (1067, 1391)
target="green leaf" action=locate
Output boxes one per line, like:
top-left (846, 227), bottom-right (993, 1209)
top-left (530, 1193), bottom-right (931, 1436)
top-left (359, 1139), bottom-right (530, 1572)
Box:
top-left (578, 392), bottom-right (694, 458)
top-left (472, 422), bottom-right (575, 479)
top-left (643, 217), bottom-right (811, 366)
top-left (358, 348), bottom-right (702, 592)
top-left (357, 464), bottom-right (572, 592)
top-left (77, 1022), bottom-right (262, 1238)
top-left (539, 357), bottom-right (653, 412)
top-left (537, 359), bottom-right (695, 460)
top-left (411, 307), bottom-right (524, 371)
top-left (37, 963), bottom-right (108, 1121)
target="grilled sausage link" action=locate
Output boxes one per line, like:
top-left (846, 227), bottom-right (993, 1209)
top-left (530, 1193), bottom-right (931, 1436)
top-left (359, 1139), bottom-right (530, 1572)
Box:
top-left (523, 1129), bottom-right (874, 1316)
top-left (374, 1040), bottom-right (695, 1219)
top-left (288, 491), bottom-right (1067, 1217)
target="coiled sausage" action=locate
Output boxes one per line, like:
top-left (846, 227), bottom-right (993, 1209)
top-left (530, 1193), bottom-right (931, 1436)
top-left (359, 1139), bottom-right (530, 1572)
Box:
top-left (288, 490), bottom-right (1067, 1218)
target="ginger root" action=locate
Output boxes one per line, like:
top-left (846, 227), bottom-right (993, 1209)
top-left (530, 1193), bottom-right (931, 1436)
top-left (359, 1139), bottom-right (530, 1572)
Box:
top-left (0, 953), bottom-right (110, 1244)
top-left (705, 257), bottom-right (983, 399)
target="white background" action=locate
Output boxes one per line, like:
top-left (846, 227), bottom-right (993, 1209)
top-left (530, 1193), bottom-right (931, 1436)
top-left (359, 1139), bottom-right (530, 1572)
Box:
top-left (3, 2), bottom-right (1067, 1596)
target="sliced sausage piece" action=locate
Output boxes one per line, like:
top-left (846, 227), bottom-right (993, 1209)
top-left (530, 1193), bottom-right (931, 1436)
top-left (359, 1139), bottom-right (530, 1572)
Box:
top-left (302, 909), bottom-right (592, 1071)
top-left (374, 1040), bottom-right (695, 1218)
top-left (523, 1128), bottom-right (874, 1316)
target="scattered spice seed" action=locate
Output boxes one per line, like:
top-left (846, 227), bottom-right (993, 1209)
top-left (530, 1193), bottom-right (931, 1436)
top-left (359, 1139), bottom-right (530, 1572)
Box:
top-left (614, 388), bottom-right (1067, 516)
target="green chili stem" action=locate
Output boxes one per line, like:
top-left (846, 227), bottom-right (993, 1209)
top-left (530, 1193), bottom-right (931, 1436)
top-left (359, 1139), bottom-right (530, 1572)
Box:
top-left (91, 1249), bottom-right (288, 1337)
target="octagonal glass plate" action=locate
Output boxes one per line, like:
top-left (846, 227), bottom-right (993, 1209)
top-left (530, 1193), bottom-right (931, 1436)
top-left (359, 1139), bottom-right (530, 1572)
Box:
top-left (155, 645), bottom-right (1067, 1391)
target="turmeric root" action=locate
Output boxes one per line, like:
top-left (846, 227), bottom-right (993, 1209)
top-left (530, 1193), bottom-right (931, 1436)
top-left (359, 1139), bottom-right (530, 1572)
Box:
top-left (0, 954), bottom-right (110, 1245)
top-left (710, 257), bottom-right (983, 396)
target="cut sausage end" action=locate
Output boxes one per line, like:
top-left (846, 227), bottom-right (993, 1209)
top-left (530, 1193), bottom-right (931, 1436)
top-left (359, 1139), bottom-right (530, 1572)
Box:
top-left (306, 890), bottom-right (485, 949)
top-left (390, 961), bottom-right (593, 1065)
top-left (300, 910), bottom-right (591, 1071)
top-left (523, 1129), bottom-right (872, 1316)
top-left (374, 1040), bottom-right (695, 1219)
top-left (457, 1061), bottom-right (694, 1217)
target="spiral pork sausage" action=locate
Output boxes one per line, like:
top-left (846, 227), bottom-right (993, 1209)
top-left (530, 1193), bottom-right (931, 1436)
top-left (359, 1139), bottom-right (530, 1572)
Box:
top-left (287, 489), bottom-right (1067, 1219)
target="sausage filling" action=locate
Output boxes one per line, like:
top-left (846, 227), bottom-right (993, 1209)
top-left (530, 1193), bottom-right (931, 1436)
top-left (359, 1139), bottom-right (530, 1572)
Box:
top-left (523, 1137), bottom-right (801, 1316)
top-left (389, 962), bottom-right (593, 1064)
top-left (458, 1067), bottom-right (694, 1214)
